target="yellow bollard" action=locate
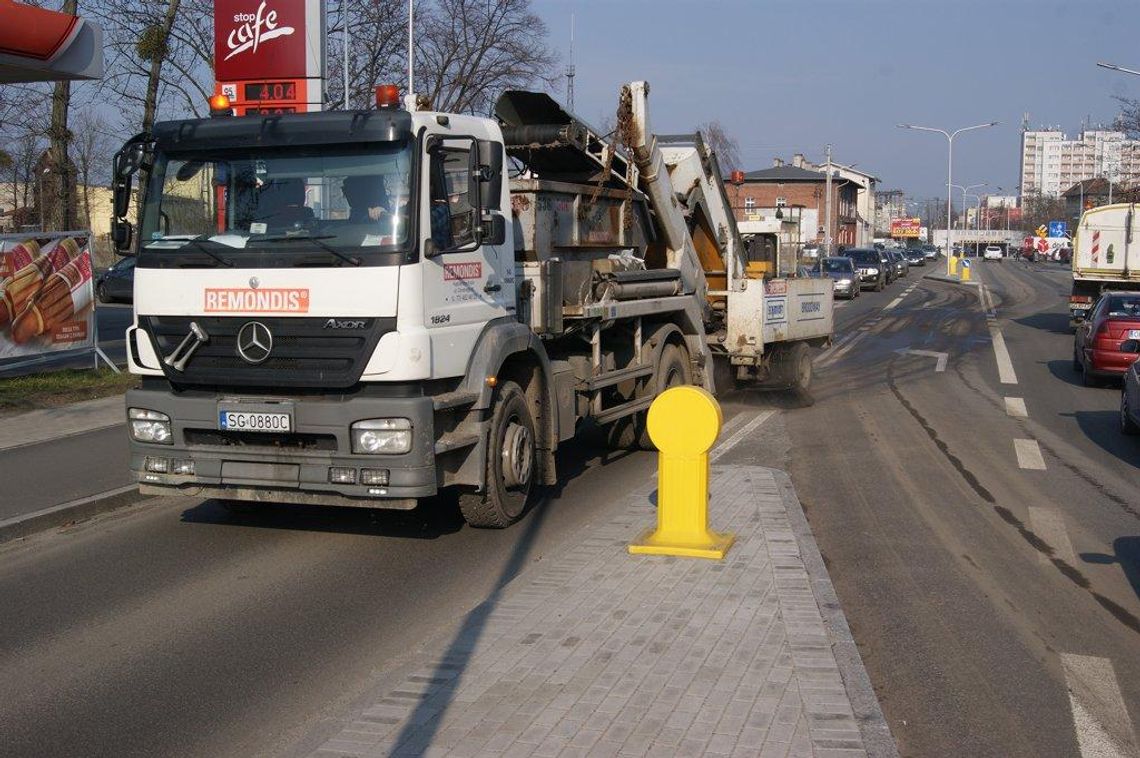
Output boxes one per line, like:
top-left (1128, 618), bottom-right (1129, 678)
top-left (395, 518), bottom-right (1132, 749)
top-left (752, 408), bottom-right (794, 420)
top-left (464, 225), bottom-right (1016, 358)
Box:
top-left (629, 385), bottom-right (735, 560)
top-left (960, 258), bottom-right (972, 282)
top-left (947, 254), bottom-right (959, 277)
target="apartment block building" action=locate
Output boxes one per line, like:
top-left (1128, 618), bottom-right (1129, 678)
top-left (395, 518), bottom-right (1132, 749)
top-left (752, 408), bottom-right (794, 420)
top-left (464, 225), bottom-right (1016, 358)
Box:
top-left (1020, 128), bottom-right (1140, 197)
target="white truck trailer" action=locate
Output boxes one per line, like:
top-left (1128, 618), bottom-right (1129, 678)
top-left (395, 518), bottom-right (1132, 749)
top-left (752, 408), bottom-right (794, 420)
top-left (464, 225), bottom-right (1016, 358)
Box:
top-left (111, 81), bottom-right (831, 527)
top-left (1070, 204), bottom-right (1140, 326)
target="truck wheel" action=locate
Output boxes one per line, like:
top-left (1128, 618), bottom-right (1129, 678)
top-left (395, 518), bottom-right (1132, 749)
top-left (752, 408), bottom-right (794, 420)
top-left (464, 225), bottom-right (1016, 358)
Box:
top-left (637, 343), bottom-right (691, 449)
top-left (458, 381), bottom-right (536, 528)
top-left (787, 342), bottom-right (812, 392)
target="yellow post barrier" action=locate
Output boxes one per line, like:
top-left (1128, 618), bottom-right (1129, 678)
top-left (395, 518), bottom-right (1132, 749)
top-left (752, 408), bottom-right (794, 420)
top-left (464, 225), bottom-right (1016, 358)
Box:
top-left (629, 385), bottom-right (735, 560)
top-left (959, 258), bottom-right (972, 282)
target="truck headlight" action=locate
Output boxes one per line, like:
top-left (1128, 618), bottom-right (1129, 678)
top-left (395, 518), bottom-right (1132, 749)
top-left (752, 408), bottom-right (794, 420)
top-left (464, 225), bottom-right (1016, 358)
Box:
top-left (129, 408), bottom-right (172, 444)
top-left (867, 267), bottom-right (878, 275)
top-left (351, 418), bottom-right (412, 454)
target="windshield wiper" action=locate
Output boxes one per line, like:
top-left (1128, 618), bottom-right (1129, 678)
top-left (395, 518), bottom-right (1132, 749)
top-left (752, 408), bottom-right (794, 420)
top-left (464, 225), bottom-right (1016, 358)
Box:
top-left (170, 237), bottom-right (234, 267)
top-left (259, 234), bottom-right (362, 267)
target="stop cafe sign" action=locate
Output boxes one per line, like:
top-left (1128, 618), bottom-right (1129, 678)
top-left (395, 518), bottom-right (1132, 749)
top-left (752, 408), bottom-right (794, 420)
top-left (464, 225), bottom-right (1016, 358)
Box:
top-left (213, 0), bottom-right (324, 87)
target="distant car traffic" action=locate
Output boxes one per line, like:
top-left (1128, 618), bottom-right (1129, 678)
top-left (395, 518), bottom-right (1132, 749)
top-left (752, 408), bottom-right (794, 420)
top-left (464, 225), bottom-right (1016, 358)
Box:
top-left (96, 257), bottom-right (135, 304)
top-left (904, 248), bottom-right (926, 267)
top-left (983, 245), bottom-right (1004, 261)
top-left (815, 256), bottom-right (860, 300)
top-left (1121, 343), bottom-right (1140, 433)
top-left (922, 244), bottom-right (939, 260)
top-left (887, 250), bottom-right (908, 280)
top-left (1073, 292), bottom-right (1140, 386)
top-left (846, 248), bottom-right (888, 291)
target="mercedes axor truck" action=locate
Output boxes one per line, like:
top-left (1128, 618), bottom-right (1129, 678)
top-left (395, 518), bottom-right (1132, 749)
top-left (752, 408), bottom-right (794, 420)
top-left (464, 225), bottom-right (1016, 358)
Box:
top-left (111, 82), bottom-right (832, 528)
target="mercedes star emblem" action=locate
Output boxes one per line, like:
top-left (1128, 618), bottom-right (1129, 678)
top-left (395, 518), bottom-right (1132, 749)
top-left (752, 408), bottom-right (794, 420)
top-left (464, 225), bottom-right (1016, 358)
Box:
top-left (236, 321), bottom-right (273, 364)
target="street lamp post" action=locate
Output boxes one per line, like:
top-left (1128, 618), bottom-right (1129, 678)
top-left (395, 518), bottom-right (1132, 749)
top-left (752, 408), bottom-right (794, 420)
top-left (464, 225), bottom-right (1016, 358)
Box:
top-left (898, 121), bottom-right (998, 272)
top-left (951, 182), bottom-right (986, 255)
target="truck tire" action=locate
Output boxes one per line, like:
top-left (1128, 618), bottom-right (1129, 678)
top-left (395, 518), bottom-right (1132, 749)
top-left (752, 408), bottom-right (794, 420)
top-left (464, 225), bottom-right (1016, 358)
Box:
top-left (458, 381), bottom-right (536, 528)
top-left (771, 342), bottom-right (812, 391)
top-left (787, 342), bottom-right (812, 392)
top-left (637, 343), bottom-right (691, 450)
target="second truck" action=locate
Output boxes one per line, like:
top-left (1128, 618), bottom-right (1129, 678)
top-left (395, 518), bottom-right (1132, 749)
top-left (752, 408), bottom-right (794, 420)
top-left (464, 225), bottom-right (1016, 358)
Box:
top-left (111, 81), bottom-right (832, 527)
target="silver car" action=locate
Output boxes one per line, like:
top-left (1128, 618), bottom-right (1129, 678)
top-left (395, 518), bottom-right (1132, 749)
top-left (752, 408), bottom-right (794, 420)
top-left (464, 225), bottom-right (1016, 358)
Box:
top-left (816, 256), bottom-right (860, 300)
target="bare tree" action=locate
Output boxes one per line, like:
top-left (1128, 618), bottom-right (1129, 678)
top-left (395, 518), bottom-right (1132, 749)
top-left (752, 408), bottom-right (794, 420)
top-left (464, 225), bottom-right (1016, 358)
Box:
top-left (72, 110), bottom-right (116, 232)
top-left (696, 120), bottom-right (742, 173)
top-left (326, 0), bottom-right (408, 110)
top-left (416, 0), bottom-right (559, 114)
top-left (1113, 96), bottom-right (1140, 138)
top-left (90, 0), bottom-right (211, 131)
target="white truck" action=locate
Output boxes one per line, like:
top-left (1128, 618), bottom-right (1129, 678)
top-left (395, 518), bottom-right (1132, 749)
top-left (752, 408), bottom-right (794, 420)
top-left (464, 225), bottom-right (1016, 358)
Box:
top-left (110, 81), bottom-right (832, 527)
top-left (1070, 204), bottom-right (1140, 327)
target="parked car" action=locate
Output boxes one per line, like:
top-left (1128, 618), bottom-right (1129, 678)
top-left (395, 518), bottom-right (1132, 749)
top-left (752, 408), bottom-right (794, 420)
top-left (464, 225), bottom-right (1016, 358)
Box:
top-left (983, 245), bottom-right (1004, 262)
top-left (887, 249), bottom-right (908, 280)
top-left (1120, 344), bottom-right (1140, 433)
top-left (815, 256), bottom-right (860, 300)
top-left (904, 248), bottom-right (926, 267)
top-left (96, 257), bottom-right (135, 304)
top-left (1073, 292), bottom-right (1140, 386)
top-left (846, 248), bottom-right (888, 291)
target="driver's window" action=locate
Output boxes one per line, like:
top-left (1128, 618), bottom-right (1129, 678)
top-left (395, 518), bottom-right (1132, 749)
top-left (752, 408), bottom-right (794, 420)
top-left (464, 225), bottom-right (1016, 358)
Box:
top-left (429, 144), bottom-right (475, 250)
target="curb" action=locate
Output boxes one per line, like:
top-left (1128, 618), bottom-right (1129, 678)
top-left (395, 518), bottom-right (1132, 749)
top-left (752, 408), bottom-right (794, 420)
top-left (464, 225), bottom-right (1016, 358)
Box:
top-left (0, 484), bottom-right (151, 545)
top-left (772, 468), bottom-right (900, 758)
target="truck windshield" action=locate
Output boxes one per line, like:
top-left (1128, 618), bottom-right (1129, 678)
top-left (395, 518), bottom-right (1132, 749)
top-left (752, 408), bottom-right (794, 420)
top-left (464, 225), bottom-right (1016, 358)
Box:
top-left (138, 142), bottom-right (414, 266)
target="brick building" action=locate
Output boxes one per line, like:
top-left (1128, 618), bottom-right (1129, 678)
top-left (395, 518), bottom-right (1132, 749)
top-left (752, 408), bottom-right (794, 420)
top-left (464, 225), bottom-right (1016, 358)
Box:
top-left (724, 161), bottom-right (859, 252)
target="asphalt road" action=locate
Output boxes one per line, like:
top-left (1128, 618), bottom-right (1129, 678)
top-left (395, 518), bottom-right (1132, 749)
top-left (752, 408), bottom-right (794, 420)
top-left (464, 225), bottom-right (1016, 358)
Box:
top-left (786, 260), bottom-right (1140, 757)
top-left (0, 384), bottom-right (784, 757)
top-left (3, 261), bottom-right (1138, 757)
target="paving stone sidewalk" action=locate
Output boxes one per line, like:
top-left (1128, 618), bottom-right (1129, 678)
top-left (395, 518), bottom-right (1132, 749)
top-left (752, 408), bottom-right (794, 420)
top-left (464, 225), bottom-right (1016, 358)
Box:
top-left (310, 465), bottom-right (896, 758)
top-left (0, 394), bottom-right (123, 451)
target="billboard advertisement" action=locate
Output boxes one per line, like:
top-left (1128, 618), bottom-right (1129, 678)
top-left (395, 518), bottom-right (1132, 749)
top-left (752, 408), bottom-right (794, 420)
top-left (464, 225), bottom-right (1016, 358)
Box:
top-left (890, 217), bottom-right (922, 238)
top-left (0, 233), bottom-right (96, 366)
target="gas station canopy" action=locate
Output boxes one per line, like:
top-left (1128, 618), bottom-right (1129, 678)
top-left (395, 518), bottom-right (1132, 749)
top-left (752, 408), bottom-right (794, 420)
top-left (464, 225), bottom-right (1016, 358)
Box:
top-left (0, 0), bottom-right (103, 83)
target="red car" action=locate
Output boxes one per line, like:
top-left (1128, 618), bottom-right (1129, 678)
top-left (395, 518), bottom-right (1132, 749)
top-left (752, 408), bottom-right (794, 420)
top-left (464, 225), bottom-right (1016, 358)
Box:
top-left (1073, 292), bottom-right (1140, 386)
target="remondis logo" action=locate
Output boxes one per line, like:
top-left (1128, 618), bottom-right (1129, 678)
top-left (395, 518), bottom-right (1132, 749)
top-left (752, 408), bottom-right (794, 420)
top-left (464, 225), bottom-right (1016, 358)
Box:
top-left (225, 1), bottom-right (295, 61)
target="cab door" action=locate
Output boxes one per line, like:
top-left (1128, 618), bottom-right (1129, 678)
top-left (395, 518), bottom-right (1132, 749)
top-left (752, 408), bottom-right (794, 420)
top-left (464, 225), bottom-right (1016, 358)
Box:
top-left (421, 136), bottom-right (509, 378)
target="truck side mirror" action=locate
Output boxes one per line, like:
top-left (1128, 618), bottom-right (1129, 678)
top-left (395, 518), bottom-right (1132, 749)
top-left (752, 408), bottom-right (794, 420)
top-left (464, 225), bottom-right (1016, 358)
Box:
top-left (477, 140), bottom-right (503, 212)
top-left (481, 213), bottom-right (506, 246)
top-left (111, 218), bottom-right (133, 254)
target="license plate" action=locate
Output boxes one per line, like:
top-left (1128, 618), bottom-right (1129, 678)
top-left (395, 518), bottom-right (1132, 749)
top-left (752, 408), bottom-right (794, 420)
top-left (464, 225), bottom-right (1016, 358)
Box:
top-left (219, 410), bottom-right (292, 432)
top-left (1129, 330), bottom-right (1140, 339)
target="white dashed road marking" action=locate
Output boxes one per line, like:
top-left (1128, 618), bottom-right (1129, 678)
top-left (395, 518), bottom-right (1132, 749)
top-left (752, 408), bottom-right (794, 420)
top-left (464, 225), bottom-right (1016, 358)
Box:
top-left (1028, 506), bottom-right (1076, 566)
top-left (711, 410), bottom-right (777, 462)
top-left (1015, 438), bottom-right (1046, 470)
top-left (817, 331), bottom-right (866, 368)
top-left (990, 326), bottom-right (1019, 384)
top-left (1061, 653), bottom-right (1140, 758)
top-left (1005, 397), bottom-right (1028, 418)
top-left (885, 295), bottom-right (905, 311)
top-left (895, 348), bottom-right (948, 372)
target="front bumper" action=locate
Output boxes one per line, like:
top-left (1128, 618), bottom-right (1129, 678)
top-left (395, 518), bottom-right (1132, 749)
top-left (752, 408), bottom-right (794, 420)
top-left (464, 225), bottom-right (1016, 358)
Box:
top-left (126, 386), bottom-right (438, 507)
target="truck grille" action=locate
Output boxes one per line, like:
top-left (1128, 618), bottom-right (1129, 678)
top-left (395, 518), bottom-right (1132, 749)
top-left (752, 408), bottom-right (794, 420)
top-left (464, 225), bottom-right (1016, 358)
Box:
top-left (142, 316), bottom-right (395, 389)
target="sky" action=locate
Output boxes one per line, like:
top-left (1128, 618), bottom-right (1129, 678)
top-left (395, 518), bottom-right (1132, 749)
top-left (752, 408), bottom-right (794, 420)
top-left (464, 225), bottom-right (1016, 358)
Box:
top-left (532, 0), bottom-right (1140, 205)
